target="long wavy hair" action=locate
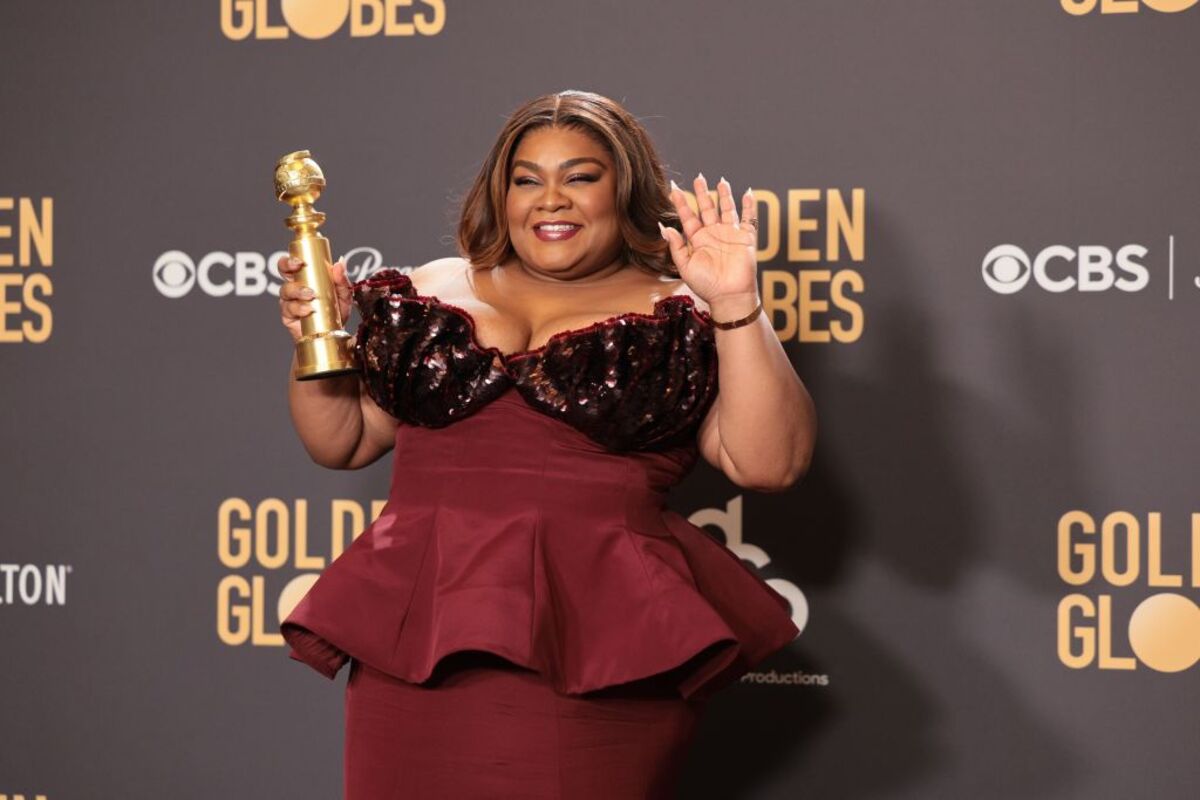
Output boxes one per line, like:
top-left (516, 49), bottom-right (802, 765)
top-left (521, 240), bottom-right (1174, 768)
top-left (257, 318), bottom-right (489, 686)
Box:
top-left (456, 90), bottom-right (680, 277)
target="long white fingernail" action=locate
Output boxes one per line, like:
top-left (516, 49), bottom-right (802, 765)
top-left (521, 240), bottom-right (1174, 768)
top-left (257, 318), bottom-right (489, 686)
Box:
top-left (657, 221), bottom-right (668, 240)
top-left (745, 186), bottom-right (754, 197)
top-left (720, 176), bottom-right (729, 187)
top-left (669, 179), bottom-right (680, 193)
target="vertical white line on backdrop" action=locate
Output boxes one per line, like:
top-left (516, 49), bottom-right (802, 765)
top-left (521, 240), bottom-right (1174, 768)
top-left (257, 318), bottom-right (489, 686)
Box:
top-left (1168, 234), bottom-right (1175, 300)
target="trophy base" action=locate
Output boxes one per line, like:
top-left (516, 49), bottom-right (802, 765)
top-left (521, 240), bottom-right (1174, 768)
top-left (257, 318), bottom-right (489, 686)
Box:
top-left (295, 330), bottom-right (358, 381)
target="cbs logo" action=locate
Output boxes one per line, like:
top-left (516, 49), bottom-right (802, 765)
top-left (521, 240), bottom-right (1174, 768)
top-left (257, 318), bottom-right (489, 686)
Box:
top-left (153, 246), bottom-right (383, 298)
top-left (981, 244), bottom-right (1149, 294)
top-left (221, 0), bottom-right (445, 40)
top-left (1062, 0), bottom-right (1198, 14)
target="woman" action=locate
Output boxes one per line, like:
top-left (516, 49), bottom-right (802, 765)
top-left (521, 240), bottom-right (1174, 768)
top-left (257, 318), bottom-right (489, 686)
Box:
top-left (277, 90), bottom-right (816, 799)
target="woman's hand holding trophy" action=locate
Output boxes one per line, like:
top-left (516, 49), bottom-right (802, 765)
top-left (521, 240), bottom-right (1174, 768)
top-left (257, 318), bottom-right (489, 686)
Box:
top-left (273, 150), bottom-right (358, 379)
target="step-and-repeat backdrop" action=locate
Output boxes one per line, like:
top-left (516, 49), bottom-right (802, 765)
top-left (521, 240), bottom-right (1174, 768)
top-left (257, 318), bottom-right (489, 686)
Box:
top-left (2, 2), bottom-right (1198, 798)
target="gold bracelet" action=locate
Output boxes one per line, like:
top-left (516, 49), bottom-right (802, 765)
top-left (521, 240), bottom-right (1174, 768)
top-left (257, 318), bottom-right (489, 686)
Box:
top-left (711, 300), bottom-right (763, 330)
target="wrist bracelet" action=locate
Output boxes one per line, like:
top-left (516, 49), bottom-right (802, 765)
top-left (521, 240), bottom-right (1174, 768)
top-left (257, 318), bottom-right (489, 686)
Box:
top-left (711, 300), bottom-right (763, 330)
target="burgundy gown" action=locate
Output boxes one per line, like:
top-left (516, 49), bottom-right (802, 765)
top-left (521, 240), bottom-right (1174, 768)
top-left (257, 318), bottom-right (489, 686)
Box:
top-left (281, 268), bottom-right (800, 799)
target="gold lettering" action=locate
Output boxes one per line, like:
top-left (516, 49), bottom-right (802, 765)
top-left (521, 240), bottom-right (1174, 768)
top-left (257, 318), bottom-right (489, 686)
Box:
top-left (352, 0), bottom-right (385, 35)
top-left (826, 188), bottom-right (865, 262)
top-left (217, 575), bottom-right (251, 645)
top-left (1058, 510), bottom-right (1095, 585)
top-left (21, 273), bottom-right (52, 343)
top-left (786, 189), bottom-right (821, 262)
top-left (762, 270), bottom-right (798, 342)
top-left (220, 0), bottom-right (256, 39)
top-left (1100, 511), bottom-right (1139, 586)
top-left (1146, 512), bottom-right (1183, 587)
top-left (755, 189), bottom-right (781, 262)
top-left (414, 0), bottom-right (446, 34)
top-left (255, 0), bottom-right (289, 39)
top-left (251, 575), bottom-right (284, 645)
top-left (385, 0), bottom-right (415, 35)
top-left (830, 270), bottom-right (864, 343)
top-left (255, 498), bottom-right (290, 569)
top-left (798, 270), bottom-right (830, 343)
top-left (1057, 593), bottom-right (1095, 667)
top-left (293, 498), bottom-right (325, 569)
top-left (1096, 595), bottom-right (1136, 669)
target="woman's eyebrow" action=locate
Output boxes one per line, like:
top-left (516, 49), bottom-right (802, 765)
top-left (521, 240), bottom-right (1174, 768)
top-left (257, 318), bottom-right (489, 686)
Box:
top-left (512, 157), bottom-right (607, 172)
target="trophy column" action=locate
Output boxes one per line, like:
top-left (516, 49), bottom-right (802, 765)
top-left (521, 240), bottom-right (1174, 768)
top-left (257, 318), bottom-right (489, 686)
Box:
top-left (274, 149), bottom-right (357, 380)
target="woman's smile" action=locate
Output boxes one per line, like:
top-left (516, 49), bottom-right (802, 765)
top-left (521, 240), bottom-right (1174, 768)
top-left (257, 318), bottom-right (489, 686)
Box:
top-left (533, 221), bottom-right (583, 241)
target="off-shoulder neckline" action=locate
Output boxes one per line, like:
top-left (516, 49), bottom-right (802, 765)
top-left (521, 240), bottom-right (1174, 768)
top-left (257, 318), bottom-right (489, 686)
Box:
top-left (356, 268), bottom-right (715, 363)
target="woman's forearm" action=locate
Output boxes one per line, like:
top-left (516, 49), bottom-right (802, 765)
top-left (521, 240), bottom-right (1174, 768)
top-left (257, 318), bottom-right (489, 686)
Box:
top-left (286, 351), bottom-right (366, 468)
top-left (709, 291), bottom-right (816, 491)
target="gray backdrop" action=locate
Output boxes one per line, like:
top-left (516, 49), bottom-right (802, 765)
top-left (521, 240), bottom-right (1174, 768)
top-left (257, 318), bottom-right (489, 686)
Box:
top-left (2, 1), bottom-right (1198, 798)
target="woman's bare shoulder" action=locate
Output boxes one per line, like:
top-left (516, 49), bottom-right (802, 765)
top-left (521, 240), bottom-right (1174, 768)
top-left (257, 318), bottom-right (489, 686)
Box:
top-left (403, 256), bottom-right (471, 296)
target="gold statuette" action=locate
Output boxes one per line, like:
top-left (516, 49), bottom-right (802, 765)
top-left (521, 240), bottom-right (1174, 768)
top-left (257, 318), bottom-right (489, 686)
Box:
top-left (274, 149), bottom-right (357, 380)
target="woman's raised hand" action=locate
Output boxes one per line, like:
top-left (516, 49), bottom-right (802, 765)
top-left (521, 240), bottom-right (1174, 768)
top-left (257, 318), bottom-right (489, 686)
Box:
top-left (660, 174), bottom-right (760, 307)
top-left (277, 254), bottom-right (354, 344)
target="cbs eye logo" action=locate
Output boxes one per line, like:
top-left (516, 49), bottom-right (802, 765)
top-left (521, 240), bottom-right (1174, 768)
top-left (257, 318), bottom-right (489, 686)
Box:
top-left (981, 245), bottom-right (1031, 295)
top-left (981, 243), bottom-right (1150, 294)
top-left (153, 251), bottom-right (196, 299)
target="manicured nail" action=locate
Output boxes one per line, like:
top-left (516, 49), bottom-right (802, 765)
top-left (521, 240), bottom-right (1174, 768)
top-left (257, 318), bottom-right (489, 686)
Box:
top-left (657, 221), bottom-right (668, 240)
top-left (669, 179), bottom-right (680, 193)
top-left (697, 171), bottom-right (705, 183)
top-left (720, 176), bottom-right (729, 187)
top-left (745, 186), bottom-right (754, 197)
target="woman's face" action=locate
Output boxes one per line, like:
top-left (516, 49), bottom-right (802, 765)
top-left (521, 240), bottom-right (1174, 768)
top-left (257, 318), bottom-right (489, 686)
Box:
top-left (505, 125), bottom-right (623, 277)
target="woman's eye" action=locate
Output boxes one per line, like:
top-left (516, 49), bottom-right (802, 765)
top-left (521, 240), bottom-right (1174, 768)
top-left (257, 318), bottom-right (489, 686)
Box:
top-left (513, 175), bottom-right (597, 186)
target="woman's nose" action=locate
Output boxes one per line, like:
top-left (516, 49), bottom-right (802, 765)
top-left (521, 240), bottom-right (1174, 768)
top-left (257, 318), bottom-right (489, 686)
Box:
top-left (538, 184), bottom-right (568, 209)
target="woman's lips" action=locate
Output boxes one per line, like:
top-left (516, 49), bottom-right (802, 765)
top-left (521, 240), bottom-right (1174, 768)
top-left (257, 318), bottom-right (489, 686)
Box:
top-left (534, 224), bottom-right (582, 242)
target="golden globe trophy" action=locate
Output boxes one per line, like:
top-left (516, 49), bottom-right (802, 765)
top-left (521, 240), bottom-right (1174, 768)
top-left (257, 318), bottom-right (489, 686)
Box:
top-left (274, 149), bottom-right (357, 380)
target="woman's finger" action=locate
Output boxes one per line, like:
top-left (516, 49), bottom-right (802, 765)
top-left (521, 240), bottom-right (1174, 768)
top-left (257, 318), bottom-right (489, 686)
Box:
top-left (283, 300), bottom-right (313, 318)
top-left (742, 188), bottom-right (758, 237)
top-left (279, 255), bottom-right (304, 275)
top-left (717, 177), bottom-right (740, 229)
top-left (658, 222), bottom-right (690, 272)
top-left (669, 179), bottom-right (704, 242)
top-left (280, 281), bottom-right (314, 302)
top-left (692, 173), bottom-right (719, 227)
top-left (332, 259), bottom-right (351, 289)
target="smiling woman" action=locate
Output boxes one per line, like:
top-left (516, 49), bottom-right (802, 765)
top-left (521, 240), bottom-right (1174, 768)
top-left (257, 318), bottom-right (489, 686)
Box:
top-left (276, 89), bottom-right (816, 799)
top-left (458, 90), bottom-right (679, 282)
top-left (505, 128), bottom-right (624, 275)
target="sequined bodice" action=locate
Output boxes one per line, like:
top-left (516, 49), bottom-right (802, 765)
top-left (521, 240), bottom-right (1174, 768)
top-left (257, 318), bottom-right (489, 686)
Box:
top-left (352, 268), bottom-right (719, 452)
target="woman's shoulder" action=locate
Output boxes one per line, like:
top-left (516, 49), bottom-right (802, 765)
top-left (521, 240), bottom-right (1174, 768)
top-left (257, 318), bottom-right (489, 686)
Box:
top-left (403, 256), bottom-right (472, 296)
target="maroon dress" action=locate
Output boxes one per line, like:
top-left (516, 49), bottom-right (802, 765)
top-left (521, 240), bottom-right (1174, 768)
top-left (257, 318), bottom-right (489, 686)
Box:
top-left (281, 268), bottom-right (799, 799)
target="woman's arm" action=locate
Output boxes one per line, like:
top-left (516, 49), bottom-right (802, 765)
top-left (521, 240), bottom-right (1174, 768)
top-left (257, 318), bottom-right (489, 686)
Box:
top-left (279, 253), bottom-right (398, 470)
top-left (694, 289), bottom-right (816, 492)
top-left (661, 175), bottom-right (816, 492)
top-left (286, 353), bottom-right (398, 470)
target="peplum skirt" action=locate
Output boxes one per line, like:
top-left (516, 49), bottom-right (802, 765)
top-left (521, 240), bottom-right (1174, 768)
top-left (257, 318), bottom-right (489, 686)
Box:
top-left (344, 650), bottom-right (707, 799)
